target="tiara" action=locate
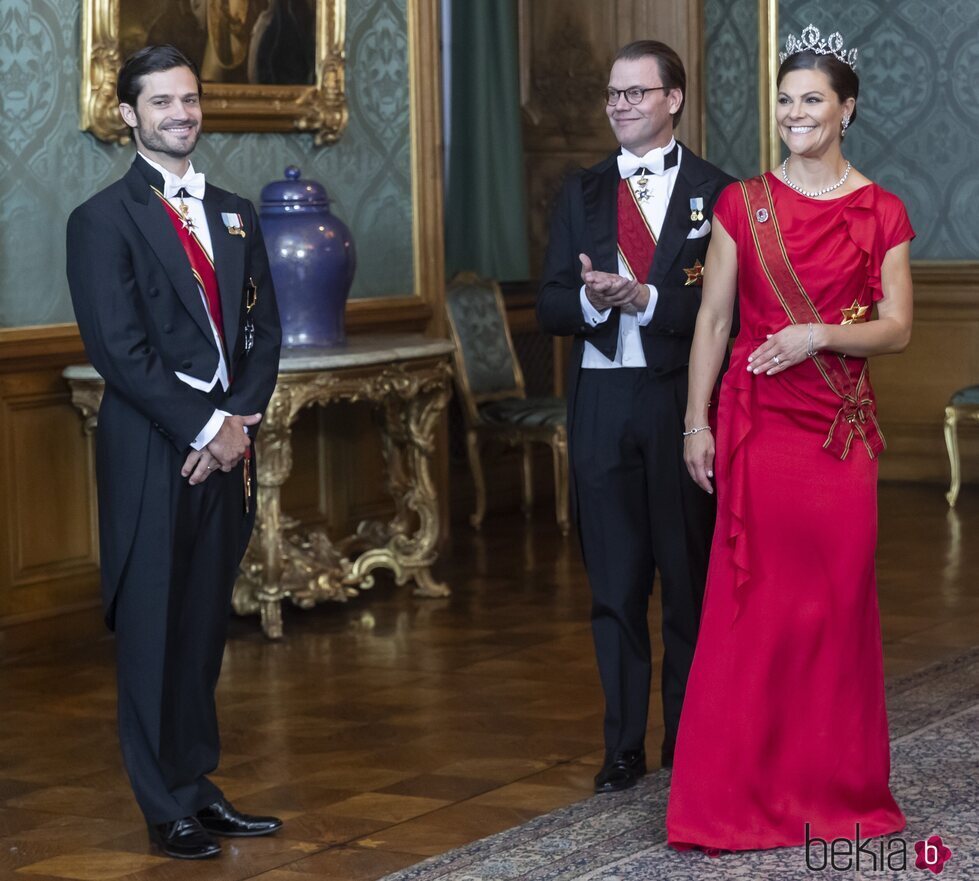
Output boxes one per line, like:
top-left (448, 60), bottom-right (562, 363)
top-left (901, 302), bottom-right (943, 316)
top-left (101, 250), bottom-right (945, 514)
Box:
top-left (779, 24), bottom-right (858, 70)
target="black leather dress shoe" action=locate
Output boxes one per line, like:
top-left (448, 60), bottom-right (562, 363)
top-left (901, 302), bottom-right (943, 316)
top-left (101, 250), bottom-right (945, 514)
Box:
top-left (196, 797), bottom-right (283, 837)
top-left (661, 734), bottom-right (677, 769)
top-left (594, 749), bottom-right (647, 793)
top-left (148, 817), bottom-right (221, 859)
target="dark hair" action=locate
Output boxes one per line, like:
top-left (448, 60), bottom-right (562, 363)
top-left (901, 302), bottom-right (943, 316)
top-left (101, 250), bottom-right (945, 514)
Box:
top-left (776, 51), bottom-right (859, 127)
top-left (116, 44), bottom-right (202, 109)
top-left (614, 40), bottom-right (686, 127)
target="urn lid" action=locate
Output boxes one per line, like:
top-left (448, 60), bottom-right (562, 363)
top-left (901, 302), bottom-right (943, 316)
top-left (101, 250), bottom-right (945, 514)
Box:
top-left (261, 166), bottom-right (330, 208)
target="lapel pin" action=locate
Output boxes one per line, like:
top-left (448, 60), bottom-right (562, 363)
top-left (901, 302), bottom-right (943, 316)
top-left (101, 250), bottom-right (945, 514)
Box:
top-left (689, 196), bottom-right (704, 222)
top-left (221, 212), bottom-right (246, 237)
top-left (755, 208), bottom-right (770, 223)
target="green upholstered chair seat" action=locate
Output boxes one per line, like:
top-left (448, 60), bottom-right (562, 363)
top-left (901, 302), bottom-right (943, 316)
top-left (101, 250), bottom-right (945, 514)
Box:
top-left (950, 386), bottom-right (979, 406)
top-left (478, 397), bottom-right (566, 429)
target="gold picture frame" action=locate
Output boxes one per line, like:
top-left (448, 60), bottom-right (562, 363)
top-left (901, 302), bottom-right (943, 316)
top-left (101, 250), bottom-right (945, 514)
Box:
top-left (80, 0), bottom-right (348, 145)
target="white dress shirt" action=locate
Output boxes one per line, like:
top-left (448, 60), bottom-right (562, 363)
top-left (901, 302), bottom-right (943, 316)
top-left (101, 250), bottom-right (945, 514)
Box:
top-left (139, 153), bottom-right (229, 449)
top-left (581, 140), bottom-right (681, 369)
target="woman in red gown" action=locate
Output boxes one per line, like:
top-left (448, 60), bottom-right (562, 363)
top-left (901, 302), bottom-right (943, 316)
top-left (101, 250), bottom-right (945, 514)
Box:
top-left (666, 28), bottom-right (914, 851)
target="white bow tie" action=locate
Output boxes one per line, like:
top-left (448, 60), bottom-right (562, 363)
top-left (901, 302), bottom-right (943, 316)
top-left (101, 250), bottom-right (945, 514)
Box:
top-left (617, 145), bottom-right (677, 179)
top-left (163, 171), bottom-right (206, 200)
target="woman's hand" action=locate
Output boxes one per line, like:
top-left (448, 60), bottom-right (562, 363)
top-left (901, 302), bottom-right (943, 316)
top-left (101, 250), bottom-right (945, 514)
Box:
top-left (684, 429), bottom-right (715, 495)
top-left (747, 324), bottom-right (812, 375)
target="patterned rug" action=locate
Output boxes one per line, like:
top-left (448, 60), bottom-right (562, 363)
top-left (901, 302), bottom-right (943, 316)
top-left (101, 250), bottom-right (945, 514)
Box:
top-left (381, 648), bottom-right (979, 880)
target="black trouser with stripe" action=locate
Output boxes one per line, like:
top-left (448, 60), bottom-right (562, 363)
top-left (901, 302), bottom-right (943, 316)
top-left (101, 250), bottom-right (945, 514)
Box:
top-left (571, 367), bottom-right (714, 758)
top-left (113, 431), bottom-right (243, 824)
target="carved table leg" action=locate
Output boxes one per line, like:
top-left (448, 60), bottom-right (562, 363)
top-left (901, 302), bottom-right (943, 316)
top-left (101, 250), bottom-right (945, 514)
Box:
top-left (344, 368), bottom-right (452, 598)
top-left (233, 390), bottom-right (294, 639)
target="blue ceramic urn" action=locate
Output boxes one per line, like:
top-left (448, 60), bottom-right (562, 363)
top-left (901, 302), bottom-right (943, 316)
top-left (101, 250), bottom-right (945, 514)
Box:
top-left (260, 166), bottom-right (356, 346)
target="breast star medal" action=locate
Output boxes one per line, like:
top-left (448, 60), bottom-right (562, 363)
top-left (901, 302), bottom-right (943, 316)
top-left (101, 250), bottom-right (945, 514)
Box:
top-left (840, 300), bottom-right (870, 325)
top-left (690, 196), bottom-right (704, 222)
top-left (683, 259), bottom-right (705, 286)
top-left (176, 198), bottom-right (196, 233)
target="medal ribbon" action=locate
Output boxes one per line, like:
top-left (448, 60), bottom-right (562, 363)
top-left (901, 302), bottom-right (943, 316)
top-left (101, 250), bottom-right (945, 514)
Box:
top-left (155, 189), bottom-right (253, 509)
top-left (153, 188), bottom-right (225, 345)
top-left (740, 175), bottom-right (885, 460)
top-left (616, 178), bottom-right (657, 283)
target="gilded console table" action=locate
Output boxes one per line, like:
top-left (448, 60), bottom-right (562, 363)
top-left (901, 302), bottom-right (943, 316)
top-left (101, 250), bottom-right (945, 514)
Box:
top-left (64, 334), bottom-right (455, 638)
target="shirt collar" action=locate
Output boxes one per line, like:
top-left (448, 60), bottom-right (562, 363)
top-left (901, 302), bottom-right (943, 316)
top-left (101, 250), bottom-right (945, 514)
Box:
top-left (138, 152), bottom-right (206, 200)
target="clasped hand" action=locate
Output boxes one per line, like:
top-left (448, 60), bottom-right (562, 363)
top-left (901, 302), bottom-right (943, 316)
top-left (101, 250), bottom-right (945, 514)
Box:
top-left (747, 324), bottom-right (811, 375)
top-left (580, 253), bottom-right (649, 314)
top-left (181, 413), bottom-right (262, 485)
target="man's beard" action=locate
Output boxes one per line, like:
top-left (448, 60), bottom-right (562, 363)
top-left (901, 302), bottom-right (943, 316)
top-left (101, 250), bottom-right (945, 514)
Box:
top-left (135, 116), bottom-right (200, 159)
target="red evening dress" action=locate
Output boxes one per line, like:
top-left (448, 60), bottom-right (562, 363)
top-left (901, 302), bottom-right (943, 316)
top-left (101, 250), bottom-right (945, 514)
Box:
top-left (665, 172), bottom-right (914, 851)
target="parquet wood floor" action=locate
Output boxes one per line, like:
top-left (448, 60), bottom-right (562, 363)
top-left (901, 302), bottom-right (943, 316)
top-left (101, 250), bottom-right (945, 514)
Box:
top-left (1, 483), bottom-right (977, 880)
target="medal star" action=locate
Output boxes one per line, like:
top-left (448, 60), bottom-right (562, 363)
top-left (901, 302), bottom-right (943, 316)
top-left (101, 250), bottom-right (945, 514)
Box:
top-left (683, 259), bottom-right (704, 286)
top-left (177, 202), bottom-right (196, 232)
top-left (840, 300), bottom-right (870, 324)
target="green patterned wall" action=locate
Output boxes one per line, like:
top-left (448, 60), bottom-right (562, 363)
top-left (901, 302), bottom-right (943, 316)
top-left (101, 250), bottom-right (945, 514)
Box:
top-left (0, 0), bottom-right (413, 327)
top-left (778, 0), bottom-right (979, 259)
top-left (704, 0), bottom-right (760, 181)
top-left (704, 0), bottom-right (979, 260)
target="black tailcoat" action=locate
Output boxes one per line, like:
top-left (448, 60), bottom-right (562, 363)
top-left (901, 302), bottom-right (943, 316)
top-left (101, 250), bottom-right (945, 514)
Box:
top-left (66, 155), bottom-right (281, 822)
top-left (537, 144), bottom-right (734, 755)
top-left (67, 156), bottom-right (281, 626)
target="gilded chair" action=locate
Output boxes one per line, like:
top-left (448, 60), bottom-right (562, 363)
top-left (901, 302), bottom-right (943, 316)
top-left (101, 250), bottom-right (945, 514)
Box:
top-left (445, 272), bottom-right (570, 534)
top-left (944, 386), bottom-right (979, 506)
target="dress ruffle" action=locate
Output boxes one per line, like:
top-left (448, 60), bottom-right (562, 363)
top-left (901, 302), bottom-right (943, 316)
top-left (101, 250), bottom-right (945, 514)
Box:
top-left (717, 348), bottom-right (753, 623)
top-left (840, 187), bottom-right (885, 303)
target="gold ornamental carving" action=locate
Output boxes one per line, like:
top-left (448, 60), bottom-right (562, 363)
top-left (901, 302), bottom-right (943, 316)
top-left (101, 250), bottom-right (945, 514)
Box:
top-left (233, 357), bottom-right (454, 639)
top-left (64, 339), bottom-right (456, 641)
top-left (80, 0), bottom-right (348, 145)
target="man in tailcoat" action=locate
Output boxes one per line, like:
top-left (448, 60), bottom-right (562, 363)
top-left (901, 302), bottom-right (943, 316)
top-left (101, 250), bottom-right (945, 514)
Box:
top-left (537, 40), bottom-right (734, 791)
top-left (66, 45), bottom-right (282, 859)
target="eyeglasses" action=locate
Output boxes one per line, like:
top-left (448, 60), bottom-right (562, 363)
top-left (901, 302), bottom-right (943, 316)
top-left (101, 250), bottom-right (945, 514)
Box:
top-left (604, 86), bottom-right (669, 106)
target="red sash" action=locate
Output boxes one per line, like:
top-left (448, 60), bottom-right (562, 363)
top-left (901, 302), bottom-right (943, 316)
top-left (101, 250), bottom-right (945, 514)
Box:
top-left (617, 178), bottom-right (656, 282)
top-left (153, 188), bottom-right (225, 344)
top-left (740, 175), bottom-right (885, 460)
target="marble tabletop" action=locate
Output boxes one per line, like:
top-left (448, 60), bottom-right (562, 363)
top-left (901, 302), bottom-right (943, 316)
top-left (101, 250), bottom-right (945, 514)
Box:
top-left (63, 333), bottom-right (455, 381)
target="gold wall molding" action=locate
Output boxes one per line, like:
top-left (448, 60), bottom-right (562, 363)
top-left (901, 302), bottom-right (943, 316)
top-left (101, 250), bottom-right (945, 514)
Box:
top-left (758, 0), bottom-right (779, 172)
top-left (80, 0), bottom-right (348, 144)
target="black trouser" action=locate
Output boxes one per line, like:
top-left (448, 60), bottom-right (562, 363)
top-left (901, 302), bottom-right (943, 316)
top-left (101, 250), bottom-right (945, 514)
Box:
top-left (571, 367), bottom-right (714, 757)
top-left (113, 435), bottom-right (242, 824)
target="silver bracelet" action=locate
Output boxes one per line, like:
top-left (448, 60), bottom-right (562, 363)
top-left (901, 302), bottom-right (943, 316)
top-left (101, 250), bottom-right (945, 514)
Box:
top-left (683, 425), bottom-right (711, 437)
top-left (806, 322), bottom-right (816, 358)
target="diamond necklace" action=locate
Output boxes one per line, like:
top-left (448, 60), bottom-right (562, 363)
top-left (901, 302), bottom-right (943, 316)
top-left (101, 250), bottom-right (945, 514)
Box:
top-left (780, 158), bottom-right (851, 198)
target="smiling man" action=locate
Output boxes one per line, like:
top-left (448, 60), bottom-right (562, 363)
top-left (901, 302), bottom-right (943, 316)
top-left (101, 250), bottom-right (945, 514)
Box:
top-left (537, 41), bottom-right (734, 792)
top-left (66, 45), bottom-right (282, 859)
